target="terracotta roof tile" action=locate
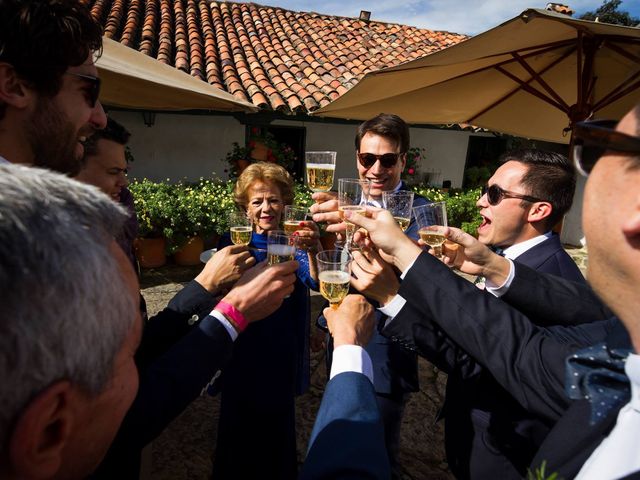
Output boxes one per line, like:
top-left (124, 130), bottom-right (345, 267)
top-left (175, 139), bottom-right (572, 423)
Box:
top-left (89, 0), bottom-right (468, 113)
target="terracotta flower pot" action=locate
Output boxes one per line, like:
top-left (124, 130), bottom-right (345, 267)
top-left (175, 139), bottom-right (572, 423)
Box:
top-left (136, 237), bottom-right (166, 268)
top-left (173, 236), bottom-right (204, 266)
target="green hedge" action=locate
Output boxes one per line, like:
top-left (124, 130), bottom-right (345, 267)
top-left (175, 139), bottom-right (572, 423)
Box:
top-left (129, 179), bottom-right (482, 251)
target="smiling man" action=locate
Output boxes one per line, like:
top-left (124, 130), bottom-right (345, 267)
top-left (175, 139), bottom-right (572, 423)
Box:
top-left (311, 113), bottom-right (431, 475)
top-left (0, 0), bottom-right (107, 174)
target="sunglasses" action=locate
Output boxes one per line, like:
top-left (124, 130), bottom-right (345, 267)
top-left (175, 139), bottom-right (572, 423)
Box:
top-left (571, 119), bottom-right (640, 176)
top-left (357, 152), bottom-right (401, 169)
top-left (66, 72), bottom-right (101, 108)
top-left (481, 184), bottom-right (544, 206)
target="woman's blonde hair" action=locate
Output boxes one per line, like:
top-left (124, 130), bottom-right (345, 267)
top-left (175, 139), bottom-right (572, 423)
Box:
top-left (234, 162), bottom-right (294, 208)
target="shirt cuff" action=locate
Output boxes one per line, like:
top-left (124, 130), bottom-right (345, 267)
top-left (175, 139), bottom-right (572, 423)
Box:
top-left (378, 294), bottom-right (407, 319)
top-left (485, 258), bottom-right (515, 298)
top-left (330, 345), bottom-right (374, 384)
top-left (208, 309), bottom-right (239, 341)
top-left (400, 257), bottom-right (418, 280)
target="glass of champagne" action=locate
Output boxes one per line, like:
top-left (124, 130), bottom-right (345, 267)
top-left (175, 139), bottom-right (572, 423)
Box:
top-left (228, 211), bottom-right (252, 246)
top-left (338, 178), bottom-right (371, 249)
top-left (267, 230), bottom-right (297, 265)
top-left (306, 151), bottom-right (336, 192)
top-left (283, 205), bottom-right (308, 235)
top-left (317, 249), bottom-right (352, 309)
top-left (413, 202), bottom-right (448, 258)
top-left (382, 191), bottom-right (414, 232)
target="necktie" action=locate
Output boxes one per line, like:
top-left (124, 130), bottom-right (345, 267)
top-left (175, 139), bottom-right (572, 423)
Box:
top-left (565, 343), bottom-right (632, 425)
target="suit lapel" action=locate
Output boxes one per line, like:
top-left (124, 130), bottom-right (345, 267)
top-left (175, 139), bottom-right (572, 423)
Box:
top-left (511, 235), bottom-right (560, 270)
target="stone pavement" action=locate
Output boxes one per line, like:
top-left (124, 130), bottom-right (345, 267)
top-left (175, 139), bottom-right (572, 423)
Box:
top-left (140, 244), bottom-right (587, 479)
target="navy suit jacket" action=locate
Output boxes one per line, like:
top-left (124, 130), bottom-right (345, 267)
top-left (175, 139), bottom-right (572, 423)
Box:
top-left (382, 252), bottom-right (630, 479)
top-left (91, 281), bottom-right (234, 478)
top-left (443, 234), bottom-right (586, 478)
top-left (301, 372), bottom-right (390, 479)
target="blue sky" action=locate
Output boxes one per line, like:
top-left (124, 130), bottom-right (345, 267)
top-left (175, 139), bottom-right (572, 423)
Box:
top-left (245, 0), bottom-right (640, 35)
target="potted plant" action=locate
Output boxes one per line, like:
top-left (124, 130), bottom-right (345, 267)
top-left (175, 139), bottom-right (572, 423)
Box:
top-left (130, 179), bottom-right (174, 268)
top-left (171, 179), bottom-right (236, 265)
top-left (224, 128), bottom-right (298, 180)
top-left (402, 147), bottom-right (425, 185)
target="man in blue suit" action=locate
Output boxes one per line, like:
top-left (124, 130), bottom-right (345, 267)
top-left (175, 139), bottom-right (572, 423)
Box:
top-left (311, 113), bottom-right (430, 475)
top-left (302, 294), bottom-right (390, 480)
top-left (439, 149), bottom-right (586, 479)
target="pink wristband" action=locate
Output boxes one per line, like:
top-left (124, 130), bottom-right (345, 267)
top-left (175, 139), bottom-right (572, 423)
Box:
top-left (215, 301), bottom-right (248, 333)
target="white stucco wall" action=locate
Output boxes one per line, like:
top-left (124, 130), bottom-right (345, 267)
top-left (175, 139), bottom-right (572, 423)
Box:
top-left (110, 111), bottom-right (475, 187)
top-left (109, 111), bottom-right (245, 182)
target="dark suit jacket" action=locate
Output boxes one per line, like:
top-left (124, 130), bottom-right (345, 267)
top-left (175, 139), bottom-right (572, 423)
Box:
top-left (443, 234), bottom-right (587, 478)
top-left (530, 320), bottom-right (634, 480)
top-left (300, 372), bottom-right (390, 479)
top-left (91, 281), bottom-right (234, 478)
top-left (382, 252), bottom-right (630, 479)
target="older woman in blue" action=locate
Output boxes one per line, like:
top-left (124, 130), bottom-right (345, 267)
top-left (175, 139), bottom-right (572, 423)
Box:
top-left (212, 162), bottom-right (320, 480)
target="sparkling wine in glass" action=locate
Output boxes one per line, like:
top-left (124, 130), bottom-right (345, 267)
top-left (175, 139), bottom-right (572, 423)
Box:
top-left (283, 205), bottom-right (308, 235)
top-left (413, 201), bottom-right (448, 257)
top-left (228, 211), bottom-right (252, 246)
top-left (306, 151), bottom-right (336, 192)
top-left (317, 249), bottom-right (352, 309)
top-left (267, 230), bottom-right (296, 265)
top-left (382, 191), bottom-right (414, 232)
top-left (338, 178), bottom-right (371, 249)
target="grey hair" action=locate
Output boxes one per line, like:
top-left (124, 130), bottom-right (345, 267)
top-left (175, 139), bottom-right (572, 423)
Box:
top-left (0, 165), bottom-right (137, 452)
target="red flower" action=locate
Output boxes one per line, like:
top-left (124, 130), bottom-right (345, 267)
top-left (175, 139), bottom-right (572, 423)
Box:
top-left (408, 168), bottom-right (415, 175)
top-left (251, 127), bottom-right (260, 135)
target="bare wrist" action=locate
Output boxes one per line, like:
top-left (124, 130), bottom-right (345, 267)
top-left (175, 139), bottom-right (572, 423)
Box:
top-left (482, 255), bottom-right (510, 284)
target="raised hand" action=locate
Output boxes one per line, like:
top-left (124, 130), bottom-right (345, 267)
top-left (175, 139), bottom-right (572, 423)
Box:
top-left (323, 294), bottom-right (375, 347)
top-left (442, 227), bottom-right (510, 283)
top-left (293, 220), bottom-right (322, 253)
top-left (350, 246), bottom-right (399, 306)
top-left (220, 260), bottom-right (298, 324)
top-left (195, 244), bottom-right (256, 293)
top-left (346, 207), bottom-right (421, 272)
top-left (310, 191), bottom-right (344, 234)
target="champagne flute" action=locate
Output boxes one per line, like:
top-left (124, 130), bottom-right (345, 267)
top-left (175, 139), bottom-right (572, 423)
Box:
top-left (306, 151), bottom-right (336, 192)
top-left (317, 249), bottom-right (352, 309)
top-left (228, 211), bottom-right (252, 246)
top-left (338, 178), bottom-right (371, 249)
top-left (382, 191), bottom-right (414, 232)
top-left (267, 230), bottom-right (296, 265)
top-left (283, 205), bottom-right (308, 235)
top-left (413, 201), bottom-right (448, 257)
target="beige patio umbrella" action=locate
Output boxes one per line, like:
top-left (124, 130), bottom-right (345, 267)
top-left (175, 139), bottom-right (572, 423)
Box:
top-left (314, 9), bottom-right (640, 144)
top-left (96, 37), bottom-right (257, 112)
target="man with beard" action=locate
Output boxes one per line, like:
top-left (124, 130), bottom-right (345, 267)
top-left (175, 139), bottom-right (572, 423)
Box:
top-left (0, 0), bottom-right (107, 172)
top-left (0, 1), bottom-right (299, 477)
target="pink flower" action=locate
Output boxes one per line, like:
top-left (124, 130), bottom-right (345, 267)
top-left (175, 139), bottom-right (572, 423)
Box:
top-left (408, 168), bottom-right (415, 175)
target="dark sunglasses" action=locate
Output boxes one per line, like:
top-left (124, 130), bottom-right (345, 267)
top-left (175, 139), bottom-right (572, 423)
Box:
top-left (571, 119), bottom-right (640, 176)
top-left (481, 184), bottom-right (544, 206)
top-left (357, 152), bottom-right (401, 169)
top-left (66, 72), bottom-right (101, 108)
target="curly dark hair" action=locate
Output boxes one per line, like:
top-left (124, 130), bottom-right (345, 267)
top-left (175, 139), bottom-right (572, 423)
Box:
top-left (0, 0), bottom-right (103, 118)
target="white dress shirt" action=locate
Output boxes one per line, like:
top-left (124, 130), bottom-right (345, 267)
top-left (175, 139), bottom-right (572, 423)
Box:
top-left (365, 181), bottom-right (402, 208)
top-left (330, 345), bottom-right (374, 384)
top-left (380, 232), bottom-right (554, 318)
top-left (575, 353), bottom-right (640, 480)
